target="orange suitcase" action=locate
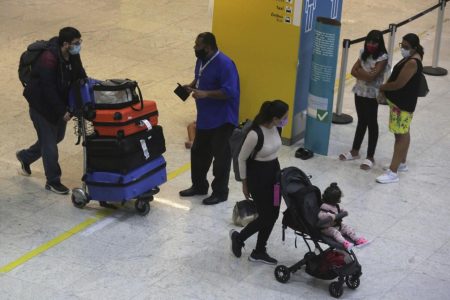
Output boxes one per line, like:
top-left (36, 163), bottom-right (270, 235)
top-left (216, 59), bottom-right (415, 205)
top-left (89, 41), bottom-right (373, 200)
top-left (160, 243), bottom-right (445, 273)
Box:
top-left (92, 100), bottom-right (158, 138)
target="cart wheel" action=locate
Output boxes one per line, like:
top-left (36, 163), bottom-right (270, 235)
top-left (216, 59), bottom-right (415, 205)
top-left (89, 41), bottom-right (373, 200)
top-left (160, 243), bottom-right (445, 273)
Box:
top-left (71, 188), bottom-right (88, 209)
top-left (345, 275), bottom-right (360, 290)
top-left (329, 282), bottom-right (344, 298)
top-left (152, 187), bottom-right (160, 195)
top-left (135, 199), bottom-right (150, 216)
top-left (274, 265), bottom-right (290, 283)
top-left (138, 193), bottom-right (154, 202)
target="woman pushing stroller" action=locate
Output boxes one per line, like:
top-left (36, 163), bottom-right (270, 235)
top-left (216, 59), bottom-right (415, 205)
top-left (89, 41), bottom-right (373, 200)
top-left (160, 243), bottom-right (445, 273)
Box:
top-left (229, 100), bottom-right (289, 265)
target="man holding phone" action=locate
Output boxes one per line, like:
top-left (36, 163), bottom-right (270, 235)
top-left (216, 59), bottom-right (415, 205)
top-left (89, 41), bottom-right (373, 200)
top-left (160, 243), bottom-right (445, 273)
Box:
top-left (179, 32), bottom-right (240, 205)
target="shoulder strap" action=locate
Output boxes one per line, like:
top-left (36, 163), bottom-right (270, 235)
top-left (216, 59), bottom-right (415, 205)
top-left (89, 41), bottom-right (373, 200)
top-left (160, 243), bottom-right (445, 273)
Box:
top-left (250, 126), bottom-right (264, 160)
top-left (410, 57), bottom-right (423, 72)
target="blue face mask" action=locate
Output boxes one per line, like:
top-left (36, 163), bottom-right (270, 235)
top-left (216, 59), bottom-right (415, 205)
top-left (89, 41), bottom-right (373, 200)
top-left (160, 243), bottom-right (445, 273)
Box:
top-left (69, 44), bottom-right (81, 55)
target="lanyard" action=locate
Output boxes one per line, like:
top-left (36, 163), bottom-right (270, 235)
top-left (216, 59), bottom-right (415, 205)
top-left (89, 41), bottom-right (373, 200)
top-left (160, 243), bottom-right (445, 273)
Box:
top-left (196, 51), bottom-right (220, 89)
top-left (198, 50), bottom-right (220, 77)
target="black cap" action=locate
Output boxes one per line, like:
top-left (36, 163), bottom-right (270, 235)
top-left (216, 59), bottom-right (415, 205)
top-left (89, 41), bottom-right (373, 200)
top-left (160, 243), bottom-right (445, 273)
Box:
top-left (323, 182), bottom-right (342, 204)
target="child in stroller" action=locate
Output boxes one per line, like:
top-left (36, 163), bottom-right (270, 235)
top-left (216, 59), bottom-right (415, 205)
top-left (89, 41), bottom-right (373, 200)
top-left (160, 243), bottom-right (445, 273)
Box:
top-left (274, 167), bottom-right (363, 298)
top-left (318, 183), bottom-right (369, 251)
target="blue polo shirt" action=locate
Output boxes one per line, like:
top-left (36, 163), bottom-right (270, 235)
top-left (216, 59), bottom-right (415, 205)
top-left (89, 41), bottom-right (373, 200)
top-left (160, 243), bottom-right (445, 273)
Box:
top-left (194, 51), bottom-right (240, 129)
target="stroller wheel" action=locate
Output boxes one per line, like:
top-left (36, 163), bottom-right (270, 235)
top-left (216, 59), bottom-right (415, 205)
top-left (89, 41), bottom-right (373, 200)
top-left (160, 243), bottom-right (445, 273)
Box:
top-left (274, 265), bottom-right (290, 283)
top-left (135, 199), bottom-right (150, 216)
top-left (345, 275), bottom-right (360, 289)
top-left (329, 282), bottom-right (344, 298)
top-left (71, 188), bottom-right (89, 209)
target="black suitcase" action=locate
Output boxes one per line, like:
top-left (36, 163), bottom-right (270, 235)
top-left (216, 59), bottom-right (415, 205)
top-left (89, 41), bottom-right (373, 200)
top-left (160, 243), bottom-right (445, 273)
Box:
top-left (86, 125), bottom-right (166, 173)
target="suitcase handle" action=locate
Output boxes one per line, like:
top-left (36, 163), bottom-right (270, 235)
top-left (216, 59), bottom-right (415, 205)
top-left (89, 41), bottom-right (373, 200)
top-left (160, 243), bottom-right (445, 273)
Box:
top-left (138, 119), bottom-right (153, 131)
top-left (93, 79), bottom-right (137, 91)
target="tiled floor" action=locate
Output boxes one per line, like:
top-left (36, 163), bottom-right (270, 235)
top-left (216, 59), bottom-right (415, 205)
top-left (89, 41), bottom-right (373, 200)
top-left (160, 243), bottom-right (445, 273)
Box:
top-left (1, 1), bottom-right (450, 299)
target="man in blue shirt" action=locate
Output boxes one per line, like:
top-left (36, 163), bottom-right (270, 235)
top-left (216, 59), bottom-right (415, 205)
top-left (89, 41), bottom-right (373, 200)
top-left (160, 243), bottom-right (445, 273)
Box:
top-left (179, 32), bottom-right (240, 205)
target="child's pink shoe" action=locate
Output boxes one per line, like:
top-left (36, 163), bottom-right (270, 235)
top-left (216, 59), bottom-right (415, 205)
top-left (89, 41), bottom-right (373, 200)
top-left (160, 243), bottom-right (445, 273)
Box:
top-left (355, 237), bottom-right (370, 248)
top-left (343, 240), bottom-right (354, 250)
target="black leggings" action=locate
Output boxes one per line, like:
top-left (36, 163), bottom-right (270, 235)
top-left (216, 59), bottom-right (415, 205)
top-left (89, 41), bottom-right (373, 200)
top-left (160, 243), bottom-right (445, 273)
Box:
top-left (352, 95), bottom-right (379, 158)
top-left (238, 159), bottom-right (280, 253)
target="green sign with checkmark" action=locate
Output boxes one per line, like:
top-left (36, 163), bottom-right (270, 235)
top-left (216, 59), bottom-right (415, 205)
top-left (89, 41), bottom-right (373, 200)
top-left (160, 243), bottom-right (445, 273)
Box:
top-left (317, 109), bottom-right (329, 122)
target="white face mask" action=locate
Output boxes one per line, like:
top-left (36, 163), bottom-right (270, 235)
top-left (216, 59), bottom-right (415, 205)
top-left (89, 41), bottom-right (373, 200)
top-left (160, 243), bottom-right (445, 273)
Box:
top-left (400, 48), bottom-right (411, 58)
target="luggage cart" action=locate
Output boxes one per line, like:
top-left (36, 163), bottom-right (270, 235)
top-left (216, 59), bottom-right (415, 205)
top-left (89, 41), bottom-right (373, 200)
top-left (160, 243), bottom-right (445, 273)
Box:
top-left (70, 82), bottom-right (163, 216)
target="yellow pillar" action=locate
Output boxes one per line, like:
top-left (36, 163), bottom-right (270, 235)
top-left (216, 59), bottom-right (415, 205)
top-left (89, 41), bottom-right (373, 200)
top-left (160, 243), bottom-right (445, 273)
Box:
top-left (212, 0), bottom-right (302, 142)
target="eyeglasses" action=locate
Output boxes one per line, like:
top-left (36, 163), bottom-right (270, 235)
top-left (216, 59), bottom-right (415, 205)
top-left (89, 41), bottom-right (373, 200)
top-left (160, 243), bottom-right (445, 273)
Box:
top-left (70, 39), bottom-right (82, 46)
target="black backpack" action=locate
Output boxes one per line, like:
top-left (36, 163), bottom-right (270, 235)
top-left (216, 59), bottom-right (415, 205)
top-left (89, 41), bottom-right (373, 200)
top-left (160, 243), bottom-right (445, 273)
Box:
top-left (18, 40), bottom-right (50, 87)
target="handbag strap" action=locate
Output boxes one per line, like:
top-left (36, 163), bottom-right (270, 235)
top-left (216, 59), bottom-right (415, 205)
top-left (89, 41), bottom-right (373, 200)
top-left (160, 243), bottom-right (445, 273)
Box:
top-left (130, 83), bottom-right (144, 111)
top-left (93, 79), bottom-right (137, 91)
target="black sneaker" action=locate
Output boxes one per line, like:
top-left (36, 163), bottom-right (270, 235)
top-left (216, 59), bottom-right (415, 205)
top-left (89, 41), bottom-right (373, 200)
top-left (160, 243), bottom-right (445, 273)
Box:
top-left (248, 250), bottom-right (277, 265)
top-left (229, 229), bottom-right (244, 258)
top-left (16, 151), bottom-right (31, 176)
top-left (45, 182), bottom-right (70, 195)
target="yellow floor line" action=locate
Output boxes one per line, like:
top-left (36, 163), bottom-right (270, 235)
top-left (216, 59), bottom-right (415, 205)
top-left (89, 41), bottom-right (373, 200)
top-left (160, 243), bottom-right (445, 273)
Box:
top-left (0, 162), bottom-right (191, 274)
top-left (0, 212), bottom-right (109, 273)
top-left (167, 162), bottom-right (191, 180)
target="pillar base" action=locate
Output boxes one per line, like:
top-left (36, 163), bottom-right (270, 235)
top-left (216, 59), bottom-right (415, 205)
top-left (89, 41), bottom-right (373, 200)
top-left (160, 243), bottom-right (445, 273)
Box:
top-left (332, 113), bottom-right (353, 124)
top-left (423, 66), bottom-right (448, 76)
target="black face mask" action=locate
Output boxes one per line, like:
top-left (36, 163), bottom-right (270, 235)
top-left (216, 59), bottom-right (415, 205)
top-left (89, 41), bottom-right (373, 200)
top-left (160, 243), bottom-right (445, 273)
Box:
top-left (195, 48), bottom-right (207, 60)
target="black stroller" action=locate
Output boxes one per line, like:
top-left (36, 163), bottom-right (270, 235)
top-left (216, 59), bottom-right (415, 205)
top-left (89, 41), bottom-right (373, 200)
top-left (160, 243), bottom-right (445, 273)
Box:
top-left (274, 167), bottom-right (362, 298)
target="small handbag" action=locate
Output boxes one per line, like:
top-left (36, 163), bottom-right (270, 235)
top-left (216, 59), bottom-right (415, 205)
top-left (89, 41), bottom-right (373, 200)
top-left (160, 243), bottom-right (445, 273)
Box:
top-left (232, 200), bottom-right (258, 227)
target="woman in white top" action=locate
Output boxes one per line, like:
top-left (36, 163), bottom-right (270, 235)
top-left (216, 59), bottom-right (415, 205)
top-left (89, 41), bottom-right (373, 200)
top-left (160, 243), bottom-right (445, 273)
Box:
top-left (230, 100), bottom-right (289, 265)
top-left (339, 30), bottom-right (389, 170)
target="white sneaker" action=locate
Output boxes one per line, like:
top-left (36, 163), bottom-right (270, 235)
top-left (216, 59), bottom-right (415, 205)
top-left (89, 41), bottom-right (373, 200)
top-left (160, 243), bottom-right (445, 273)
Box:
top-left (383, 163), bottom-right (408, 172)
top-left (376, 169), bottom-right (399, 184)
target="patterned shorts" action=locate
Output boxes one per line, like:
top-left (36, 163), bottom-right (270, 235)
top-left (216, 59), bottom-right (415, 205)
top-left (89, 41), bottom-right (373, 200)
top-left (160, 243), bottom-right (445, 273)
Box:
top-left (387, 100), bottom-right (413, 134)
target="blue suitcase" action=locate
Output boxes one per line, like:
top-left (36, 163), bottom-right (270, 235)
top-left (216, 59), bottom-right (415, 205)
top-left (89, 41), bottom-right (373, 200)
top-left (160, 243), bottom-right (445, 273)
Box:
top-left (84, 155), bottom-right (167, 202)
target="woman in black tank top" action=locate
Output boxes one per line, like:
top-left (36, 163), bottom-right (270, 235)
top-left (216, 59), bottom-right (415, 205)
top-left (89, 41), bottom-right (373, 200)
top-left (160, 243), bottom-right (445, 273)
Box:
top-left (376, 33), bottom-right (424, 184)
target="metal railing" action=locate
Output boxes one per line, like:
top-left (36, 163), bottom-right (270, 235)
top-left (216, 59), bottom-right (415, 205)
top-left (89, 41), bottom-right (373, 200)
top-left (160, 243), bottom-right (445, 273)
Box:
top-left (332, 0), bottom-right (448, 124)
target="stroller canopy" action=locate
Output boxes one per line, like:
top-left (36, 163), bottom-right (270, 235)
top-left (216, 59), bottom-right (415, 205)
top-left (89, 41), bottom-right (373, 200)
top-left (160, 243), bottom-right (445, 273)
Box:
top-left (280, 167), bottom-right (322, 238)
